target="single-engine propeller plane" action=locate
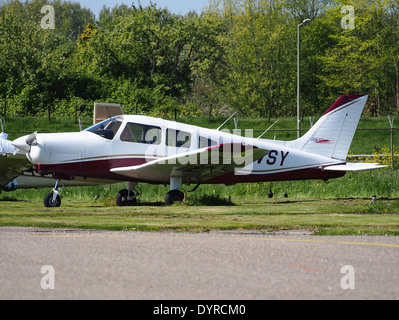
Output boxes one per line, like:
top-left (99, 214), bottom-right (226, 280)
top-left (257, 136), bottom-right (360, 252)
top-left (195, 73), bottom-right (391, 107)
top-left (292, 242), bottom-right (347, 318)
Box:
top-left (12, 95), bottom-right (387, 207)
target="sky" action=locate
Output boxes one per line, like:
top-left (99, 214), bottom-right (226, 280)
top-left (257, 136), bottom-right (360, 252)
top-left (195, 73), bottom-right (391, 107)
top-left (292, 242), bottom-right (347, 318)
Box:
top-left (77, 0), bottom-right (209, 17)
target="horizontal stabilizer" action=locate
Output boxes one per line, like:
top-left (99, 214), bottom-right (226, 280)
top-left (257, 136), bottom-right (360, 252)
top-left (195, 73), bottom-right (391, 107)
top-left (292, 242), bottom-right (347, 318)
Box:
top-left (324, 163), bottom-right (389, 172)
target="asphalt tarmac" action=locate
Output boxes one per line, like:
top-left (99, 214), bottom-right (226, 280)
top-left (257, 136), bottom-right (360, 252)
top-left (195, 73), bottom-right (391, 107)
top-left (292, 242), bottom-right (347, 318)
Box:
top-left (1, 227), bottom-right (399, 300)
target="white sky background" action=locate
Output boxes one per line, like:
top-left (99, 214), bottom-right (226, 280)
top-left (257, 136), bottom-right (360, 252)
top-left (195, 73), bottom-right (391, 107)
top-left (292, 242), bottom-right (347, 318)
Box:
top-left (77, 0), bottom-right (209, 17)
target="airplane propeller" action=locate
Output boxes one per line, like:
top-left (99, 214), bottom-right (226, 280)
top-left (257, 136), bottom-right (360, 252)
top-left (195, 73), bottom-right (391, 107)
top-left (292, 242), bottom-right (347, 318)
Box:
top-left (12, 132), bottom-right (37, 152)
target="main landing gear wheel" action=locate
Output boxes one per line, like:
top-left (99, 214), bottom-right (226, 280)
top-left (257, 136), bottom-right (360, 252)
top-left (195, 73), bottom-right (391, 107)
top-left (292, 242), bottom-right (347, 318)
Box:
top-left (116, 189), bottom-right (138, 207)
top-left (44, 192), bottom-right (61, 208)
top-left (165, 190), bottom-right (184, 206)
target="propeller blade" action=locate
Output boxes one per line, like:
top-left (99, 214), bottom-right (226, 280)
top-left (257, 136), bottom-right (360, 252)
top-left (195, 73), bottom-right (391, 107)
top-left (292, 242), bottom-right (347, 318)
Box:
top-left (25, 132), bottom-right (37, 146)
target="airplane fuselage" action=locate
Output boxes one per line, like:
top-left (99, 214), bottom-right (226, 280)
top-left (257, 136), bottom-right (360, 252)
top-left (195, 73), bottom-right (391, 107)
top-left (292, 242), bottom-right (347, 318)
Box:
top-left (27, 115), bottom-right (344, 185)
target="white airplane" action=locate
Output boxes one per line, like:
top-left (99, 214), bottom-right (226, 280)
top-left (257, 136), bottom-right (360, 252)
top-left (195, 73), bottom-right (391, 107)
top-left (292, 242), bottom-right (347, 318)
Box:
top-left (12, 95), bottom-right (387, 207)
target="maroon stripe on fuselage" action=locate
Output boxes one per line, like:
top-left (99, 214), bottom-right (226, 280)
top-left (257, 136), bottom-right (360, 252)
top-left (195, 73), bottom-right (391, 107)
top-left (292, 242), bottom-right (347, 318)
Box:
top-left (37, 158), bottom-right (346, 184)
top-left (36, 158), bottom-right (149, 181)
top-left (204, 167), bottom-right (345, 184)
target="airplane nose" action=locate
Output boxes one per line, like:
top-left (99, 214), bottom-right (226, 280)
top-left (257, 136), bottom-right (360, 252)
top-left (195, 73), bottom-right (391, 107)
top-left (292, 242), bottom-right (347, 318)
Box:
top-left (12, 132), bottom-right (37, 152)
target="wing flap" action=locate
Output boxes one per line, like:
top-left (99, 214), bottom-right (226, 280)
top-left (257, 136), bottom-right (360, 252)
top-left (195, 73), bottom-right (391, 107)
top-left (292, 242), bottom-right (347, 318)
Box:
top-left (111, 143), bottom-right (267, 183)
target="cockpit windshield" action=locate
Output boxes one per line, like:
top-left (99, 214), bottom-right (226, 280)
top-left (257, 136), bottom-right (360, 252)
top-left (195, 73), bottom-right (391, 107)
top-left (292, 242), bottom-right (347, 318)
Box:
top-left (84, 116), bottom-right (123, 140)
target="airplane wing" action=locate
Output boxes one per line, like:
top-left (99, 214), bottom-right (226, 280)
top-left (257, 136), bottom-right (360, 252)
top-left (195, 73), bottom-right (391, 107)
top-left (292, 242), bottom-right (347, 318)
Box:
top-left (1, 136), bottom-right (31, 188)
top-left (111, 143), bottom-right (268, 184)
top-left (324, 163), bottom-right (389, 172)
top-left (0, 135), bottom-right (29, 188)
top-left (0, 152), bottom-right (32, 188)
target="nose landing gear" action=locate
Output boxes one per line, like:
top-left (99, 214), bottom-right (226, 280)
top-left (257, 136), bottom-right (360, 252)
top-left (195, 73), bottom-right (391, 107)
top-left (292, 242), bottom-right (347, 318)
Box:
top-left (115, 182), bottom-right (141, 207)
top-left (43, 179), bottom-right (63, 208)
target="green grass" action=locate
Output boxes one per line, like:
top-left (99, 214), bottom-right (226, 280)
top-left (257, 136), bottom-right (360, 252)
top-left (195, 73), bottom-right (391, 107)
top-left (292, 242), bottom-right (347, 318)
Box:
top-left (2, 170), bottom-right (399, 236)
top-left (3, 169), bottom-right (399, 203)
top-left (3, 116), bottom-right (86, 140)
top-left (1, 197), bottom-right (399, 235)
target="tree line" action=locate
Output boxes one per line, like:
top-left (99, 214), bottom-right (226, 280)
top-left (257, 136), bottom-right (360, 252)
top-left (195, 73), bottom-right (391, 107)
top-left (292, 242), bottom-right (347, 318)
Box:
top-left (0, 0), bottom-right (398, 120)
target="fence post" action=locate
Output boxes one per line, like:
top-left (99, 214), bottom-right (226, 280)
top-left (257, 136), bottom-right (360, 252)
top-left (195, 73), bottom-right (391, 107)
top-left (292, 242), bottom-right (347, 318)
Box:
top-left (234, 117), bottom-right (238, 135)
top-left (2, 100), bottom-right (6, 121)
top-left (388, 116), bottom-right (395, 170)
top-left (309, 116), bottom-right (314, 127)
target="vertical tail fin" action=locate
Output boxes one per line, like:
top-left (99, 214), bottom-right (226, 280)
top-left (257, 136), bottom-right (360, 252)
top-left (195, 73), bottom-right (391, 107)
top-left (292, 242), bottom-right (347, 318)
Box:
top-left (288, 95), bottom-right (367, 160)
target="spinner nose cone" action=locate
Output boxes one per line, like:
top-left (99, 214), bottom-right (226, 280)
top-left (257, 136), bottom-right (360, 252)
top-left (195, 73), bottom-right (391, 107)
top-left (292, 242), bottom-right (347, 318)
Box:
top-left (12, 135), bottom-right (31, 152)
top-left (12, 132), bottom-right (37, 152)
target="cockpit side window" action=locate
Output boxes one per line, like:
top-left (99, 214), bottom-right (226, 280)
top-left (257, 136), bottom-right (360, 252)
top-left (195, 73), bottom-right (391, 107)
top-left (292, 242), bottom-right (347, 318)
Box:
top-left (167, 129), bottom-right (191, 149)
top-left (120, 123), bottom-right (162, 145)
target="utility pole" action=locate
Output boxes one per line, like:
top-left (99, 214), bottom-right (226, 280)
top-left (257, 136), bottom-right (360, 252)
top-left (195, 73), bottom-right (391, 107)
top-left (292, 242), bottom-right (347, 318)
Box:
top-left (388, 116), bottom-right (395, 170)
top-left (297, 19), bottom-right (311, 139)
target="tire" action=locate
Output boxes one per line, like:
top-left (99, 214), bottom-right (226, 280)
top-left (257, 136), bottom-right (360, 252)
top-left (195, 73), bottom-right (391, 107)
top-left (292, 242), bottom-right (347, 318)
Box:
top-left (44, 193), bottom-right (61, 208)
top-left (165, 190), bottom-right (184, 206)
top-left (116, 189), bottom-right (137, 207)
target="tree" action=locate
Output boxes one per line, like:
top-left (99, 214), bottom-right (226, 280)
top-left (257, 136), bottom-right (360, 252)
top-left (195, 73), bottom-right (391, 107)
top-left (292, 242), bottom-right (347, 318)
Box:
top-left (319, 0), bottom-right (396, 115)
top-left (78, 3), bottom-right (225, 114)
top-left (285, 0), bottom-right (333, 20)
top-left (206, 0), bottom-right (295, 118)
top-left (0, 0), bottom-right (95, 118)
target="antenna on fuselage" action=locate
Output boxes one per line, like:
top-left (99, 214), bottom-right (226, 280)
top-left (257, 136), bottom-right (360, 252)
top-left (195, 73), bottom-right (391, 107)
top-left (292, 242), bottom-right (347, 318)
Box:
top-left (216, 111), bottom-right (238, 131)
top-left (257, 120), bottom-right (279, 140)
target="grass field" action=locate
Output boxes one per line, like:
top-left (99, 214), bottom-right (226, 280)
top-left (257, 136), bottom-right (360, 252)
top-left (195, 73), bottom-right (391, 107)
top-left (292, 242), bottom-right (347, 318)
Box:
top-left (1, 197), bottom-right (399, 236)
top-left (1, 171), bottom-right (399, 236)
